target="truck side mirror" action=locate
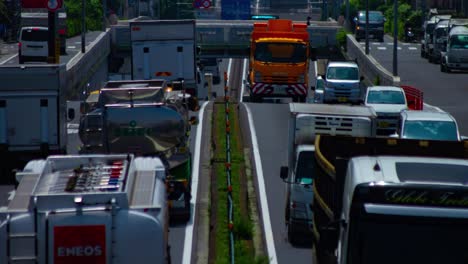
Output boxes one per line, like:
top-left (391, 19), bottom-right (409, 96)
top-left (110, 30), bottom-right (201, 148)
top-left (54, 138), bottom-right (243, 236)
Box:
top-left (353, 17), bottom-right (357, 23)
top-left (311, 86), bottom-right (315, 91)
top-left (280, 166), bottom-right (288, 181)
top-left (360, 76), bottom-right (365, 81)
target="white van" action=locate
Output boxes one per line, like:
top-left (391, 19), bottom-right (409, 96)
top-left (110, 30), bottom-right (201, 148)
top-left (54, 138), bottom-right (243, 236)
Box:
top-left (18, 26), bottom-right (49, 64)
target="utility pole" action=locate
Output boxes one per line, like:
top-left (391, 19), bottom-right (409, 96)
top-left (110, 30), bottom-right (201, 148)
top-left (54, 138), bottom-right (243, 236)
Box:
top-left (393, 0), bottom-right (398, 76)
top-left (81, 0), bottom-right (86, 53)
top-left (102, 0), bottom-right (107, 31)
top-left (346, 0), bottom-right (350, 30)
top-left (365, 0), bottom-right (369, 55)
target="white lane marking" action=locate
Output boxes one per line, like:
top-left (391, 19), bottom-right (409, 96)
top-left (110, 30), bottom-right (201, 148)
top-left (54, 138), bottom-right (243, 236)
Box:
top-left (387, 42), bottom-right (394, 45)
top-left (240, 58), bottom-right (247, 102)
top-left (0, 54), bottom-right (17, 64)
top-left (408, 47), bottom-right (417, 50)
top-left (423, 102), bottom-right (445, 113)
top-left (377, 47), bottom-right (387, 50)
top-left (182, 101), bottom-right (209, 264)
top-left (227, 58), bottom-right (232, 88)
top-left (244, 105), bottom-right (278, 264)
top-left (68, 46), bottom-right (76, 49)
top-left (397, 47), bottom-right (402, 50)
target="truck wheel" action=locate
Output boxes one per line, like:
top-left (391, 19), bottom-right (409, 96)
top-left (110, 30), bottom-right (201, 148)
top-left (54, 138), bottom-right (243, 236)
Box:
top-left (287, 224), bottom-right (299, 245)
top-left (440, 63), bottom-right (446, 72)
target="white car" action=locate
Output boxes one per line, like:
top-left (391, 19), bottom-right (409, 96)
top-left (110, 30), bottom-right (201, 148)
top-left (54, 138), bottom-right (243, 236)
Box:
top-left (396, 110), bottom-right (461, 141)
top-left (18, 26), bottom-right (49, 64)
top-left (364, 86), bottom-right (408, 135)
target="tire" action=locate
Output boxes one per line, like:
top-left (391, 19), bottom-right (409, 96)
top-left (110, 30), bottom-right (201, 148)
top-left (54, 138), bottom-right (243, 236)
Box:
top-left (287, 223), bottom-right (299, 245)
top-left (355, 36), bottom-right (360, 42)
top-left (428, 55), bottom-right (433, 63)
top-left (440, 63), bottom-right (446, 72)
top-left (379, 37), bottom-right (384, 43)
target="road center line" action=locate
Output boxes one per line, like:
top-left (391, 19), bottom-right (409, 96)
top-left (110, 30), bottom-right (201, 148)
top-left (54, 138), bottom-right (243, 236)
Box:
top-left (240, 59), bottom-right (247, 102)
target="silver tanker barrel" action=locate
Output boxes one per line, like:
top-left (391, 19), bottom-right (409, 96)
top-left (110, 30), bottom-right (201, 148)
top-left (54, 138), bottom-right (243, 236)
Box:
top-left (79, 80), bottom-right (193, 155)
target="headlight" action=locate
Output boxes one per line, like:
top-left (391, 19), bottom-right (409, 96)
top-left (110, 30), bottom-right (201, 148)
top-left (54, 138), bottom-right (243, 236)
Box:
top-left (290, 201), bottom-right (308, 219)
top-left (254, 71), bottom-right (262, 82)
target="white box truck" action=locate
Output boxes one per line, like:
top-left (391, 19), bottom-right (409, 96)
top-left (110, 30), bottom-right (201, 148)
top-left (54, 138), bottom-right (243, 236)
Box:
top-left (280, 103), bottom-right (377, 244)
top-left (130, 20), bottom-right (204, 98)
top-left (0, 154), bottom-right (170, 263)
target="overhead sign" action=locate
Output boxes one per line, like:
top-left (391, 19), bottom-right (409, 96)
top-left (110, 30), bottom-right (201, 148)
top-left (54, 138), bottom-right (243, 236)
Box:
top-left (47, 0), bottom-right (62, 11)
top-left (193, 0), bottom-right (211, 9)
top-left (22, 0), bottom-right (62, 9)
top-left (54, 225), bottom-right (106, 264)
top-left (221, 0), bottom-right (251, 20)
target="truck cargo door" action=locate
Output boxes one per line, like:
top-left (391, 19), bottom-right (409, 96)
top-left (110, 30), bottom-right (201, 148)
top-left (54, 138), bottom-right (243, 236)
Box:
top-left (0, 91), bottom-right (58, 150)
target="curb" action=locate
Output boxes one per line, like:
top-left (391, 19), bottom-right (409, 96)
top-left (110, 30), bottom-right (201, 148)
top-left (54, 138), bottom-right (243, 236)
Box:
top-left (244, 148), bottom-right (266, 258)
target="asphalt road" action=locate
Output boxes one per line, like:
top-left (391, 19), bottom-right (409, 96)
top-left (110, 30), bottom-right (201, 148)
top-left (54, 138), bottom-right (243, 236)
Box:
top-left (361, 34), bottom-right (468, 134)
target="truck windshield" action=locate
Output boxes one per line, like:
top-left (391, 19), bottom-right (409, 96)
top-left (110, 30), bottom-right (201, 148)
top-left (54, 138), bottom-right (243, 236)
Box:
top-left (254, 42), bottom-right (307, 63)
top-left (295, 151), bottom-right (315, 185)
top-left (326, 67), bottom-right (359, 81)
top-left (366, 90), bottom-right (405, 104)
top-left (402, 120), bottom-right (458, 141)
top-left (450, 35), bottom-right (468, 49)
top-left (358, 11), bottom-right (384, 22)
top-left (350, 213), bottom-right (468, 264)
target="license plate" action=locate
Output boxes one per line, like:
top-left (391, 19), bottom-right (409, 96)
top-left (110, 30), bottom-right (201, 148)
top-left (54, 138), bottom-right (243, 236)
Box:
top-left (338, 97), bottom-right (348, 102)
top-left (378, 121), bottom-right (389, 128)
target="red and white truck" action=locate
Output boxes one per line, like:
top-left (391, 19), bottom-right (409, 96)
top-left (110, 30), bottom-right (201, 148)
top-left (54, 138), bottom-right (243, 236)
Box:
top-left (0, 154), bottom-right (170, 263)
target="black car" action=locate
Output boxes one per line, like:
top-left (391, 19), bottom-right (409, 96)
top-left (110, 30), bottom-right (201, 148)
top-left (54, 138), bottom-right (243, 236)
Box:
top-left (354, 10), bottom-right (386, 42)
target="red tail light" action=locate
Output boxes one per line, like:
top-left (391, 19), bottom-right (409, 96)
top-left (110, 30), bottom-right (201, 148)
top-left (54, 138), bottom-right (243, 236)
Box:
top-left (58, 29), bottom-right (66, 35)
top-left (18, 42), bottom-right (22, 48)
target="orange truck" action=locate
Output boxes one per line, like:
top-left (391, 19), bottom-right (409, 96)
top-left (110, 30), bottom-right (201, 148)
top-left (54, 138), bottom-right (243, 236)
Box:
top-left (248, 19), bottom-right (311, 102)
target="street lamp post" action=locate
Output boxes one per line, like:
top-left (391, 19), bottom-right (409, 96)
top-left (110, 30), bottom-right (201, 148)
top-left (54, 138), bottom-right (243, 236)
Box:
top-left (393, 0), bottom-right (398, 76)
top-left (81, 0), bottom-right (86, 53)
top-left (365, 0), bottom-right (369, 55)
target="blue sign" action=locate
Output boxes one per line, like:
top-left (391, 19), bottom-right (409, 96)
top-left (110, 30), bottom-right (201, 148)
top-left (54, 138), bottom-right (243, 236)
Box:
top-left (221, 0), bottom-right (251, 20)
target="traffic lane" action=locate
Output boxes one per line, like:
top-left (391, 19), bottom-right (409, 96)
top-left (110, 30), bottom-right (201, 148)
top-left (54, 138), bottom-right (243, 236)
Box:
top-left (368, 34), bottom-right (468, 134)
top-left (66, 110), bottom-right (204, 264)
top-left (246, 102), bottom-right (312, 263)
top-left (1, 31), bottom-right (104, 65)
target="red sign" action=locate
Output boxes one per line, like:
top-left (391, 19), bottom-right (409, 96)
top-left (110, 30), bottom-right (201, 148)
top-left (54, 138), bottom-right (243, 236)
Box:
top-left (21, 0), bottom-right (62, 9)
top-left (54, 225), bottom-right (106, 264)
top-left (201, 0), bottom-right (211, 8)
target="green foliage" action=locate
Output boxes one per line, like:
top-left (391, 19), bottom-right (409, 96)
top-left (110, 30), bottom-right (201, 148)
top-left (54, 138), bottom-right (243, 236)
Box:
top-left (374, 75), bottom-right (381, 85)
top-left (382, 1), bottom-right (423, 39)
top-left (234, 215), bottom-right (253, 240)
top-left (65, 0), bottom-right (103, 37)
top-left (336, 28), bottom-right (350, 48)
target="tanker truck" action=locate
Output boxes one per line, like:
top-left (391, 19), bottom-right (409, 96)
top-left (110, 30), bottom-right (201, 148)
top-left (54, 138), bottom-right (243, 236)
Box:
top-left (0, 154), bottom-right (170, 263)
top-left (78, 79), bottom-right (198, 221)
top-left (247, 19), bottom-right (312, 103)
top-left (312, 135), bottom-right (468, 263)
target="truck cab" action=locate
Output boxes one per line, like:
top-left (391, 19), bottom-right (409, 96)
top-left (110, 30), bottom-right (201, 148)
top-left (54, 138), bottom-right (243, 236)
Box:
top-left (322, 61), bottom-right (363, 104)
top-left (428, 19), bottom-right (449, 63)
top-left (280, 103), bottom-right (377, 244)
top-left (441, 25), bottom-right (468, 73)
top-left (312, 135), bottom-right (468, 264)
top-left (337, 156), bottom-right (468, 264)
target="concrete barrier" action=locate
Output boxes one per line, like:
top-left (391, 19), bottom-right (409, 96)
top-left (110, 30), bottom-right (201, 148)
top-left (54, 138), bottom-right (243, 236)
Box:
top-left (66, 30), bottom-right (111, 99)
top-left (346, 34), bottom-right (400, 86)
